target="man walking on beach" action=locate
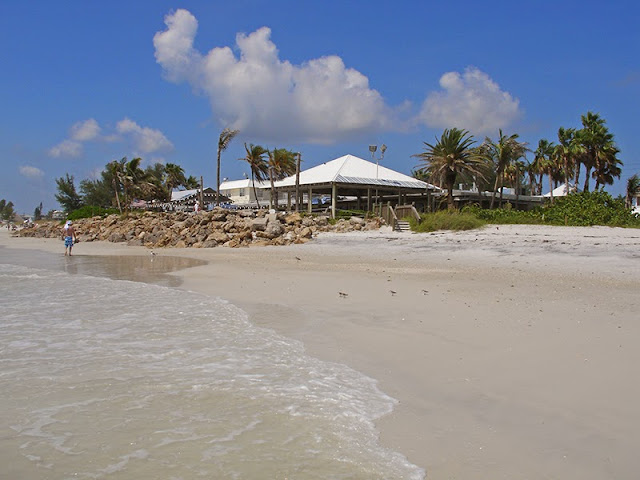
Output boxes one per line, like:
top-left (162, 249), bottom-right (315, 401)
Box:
top-left (62, 220), bottom-right (78, 256)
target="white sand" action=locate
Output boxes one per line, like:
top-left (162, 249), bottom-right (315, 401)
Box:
top-left (2, 224), bottom-right (639, 479)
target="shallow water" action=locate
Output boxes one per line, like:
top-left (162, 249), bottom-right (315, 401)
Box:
top-left (0, 250), bottom-right (424, 479)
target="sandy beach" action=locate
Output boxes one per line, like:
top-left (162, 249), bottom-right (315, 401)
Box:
top-left (2, 224), bottom-right (639, 479)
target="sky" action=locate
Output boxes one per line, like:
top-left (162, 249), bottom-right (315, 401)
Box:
top-left (2, 0), bottom-right (639, 214)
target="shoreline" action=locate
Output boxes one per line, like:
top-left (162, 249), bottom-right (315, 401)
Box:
top-left (2, 225), bottom-right (639, 479)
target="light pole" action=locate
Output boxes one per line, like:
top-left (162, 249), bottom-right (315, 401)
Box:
top-left (369, 144), bottom-right (386, 206)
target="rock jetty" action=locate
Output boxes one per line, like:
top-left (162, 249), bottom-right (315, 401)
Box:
top-left (17, 210), bottom-right (384, 248)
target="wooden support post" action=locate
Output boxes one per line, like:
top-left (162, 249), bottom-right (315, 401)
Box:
top-left (367, 188), bottom-right (372, 212)
top-left (295, 153), bottom-right (301, 212)
top-left (331, 183), bottom-right (337, 219)
top-left (287, 191), bottom-right (291, 210)
top-left (307, 186), bottom-right (312, 214)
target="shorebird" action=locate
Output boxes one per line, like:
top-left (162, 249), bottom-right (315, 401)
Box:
top-left (339, 292), bottom-right (348, 298)
top-left (390, 290), bottom-right (397, 296)
top-left (149, 250), bottom-right (157, 256)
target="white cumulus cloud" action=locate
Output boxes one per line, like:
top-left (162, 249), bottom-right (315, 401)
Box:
top-left (70, 118), bottom-right (101, 141)
top-left (419, 67), bottom-right (522, 135)
top-left (49, 139), bottom-right (83, 158)
top-left (19, 165), bottom-right (45, 179)
top-left (153, 9), bottom-right (389, 143)
top-left (116, 118), bottom-right (174, 153)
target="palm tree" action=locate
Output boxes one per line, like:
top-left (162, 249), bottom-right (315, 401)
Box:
top-left (533, 139), bottom-right (557, 202)
top-left (555, 127), bottom-right (583, 195)
top-left (164, 163), bottom-right (187, 195)
top-left (592, 146), bottom-right (622, 190)
top-left (480, 130), bottom-right (528, 209)
top-left (578, 112), bottom-right (617, 192)
top-left (412, 128), bottom-right (486, 210)
top-left (626, 174), bottom-right (640, 209)
top-left (106, 158), bottom-right (127, 213)
top-left (268, 148), bottom-right (297, 208)
top-left (216, 128), bottom-right (239, 206)
top-left (240, 143), bottom-right (269, 208)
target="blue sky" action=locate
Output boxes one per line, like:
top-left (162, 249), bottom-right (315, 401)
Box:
top-left (2, 0), bottom-right (639, 214)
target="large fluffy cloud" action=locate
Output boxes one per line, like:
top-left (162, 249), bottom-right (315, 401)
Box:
top-left (419, 67), bottom-right (522, 135)
top-left (153, 9), bottom-right (389, 143)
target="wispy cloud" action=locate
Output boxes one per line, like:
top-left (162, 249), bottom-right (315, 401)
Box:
top-left (48, 118), bottom-right (173, 159)
top-left (19, 165), bottom-right (44, 179)
top-left (49, 139), bottom-right (83, 158)
top-left (418, 67), bottom-right (522, 135)
top-left (154, 9), bottom-right (390, 143)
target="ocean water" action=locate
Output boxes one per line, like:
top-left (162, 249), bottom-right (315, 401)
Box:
top-left (0, 253), bottom-right (424, 479)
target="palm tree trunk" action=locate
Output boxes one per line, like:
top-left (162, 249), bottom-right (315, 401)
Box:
top-left (548, 169), bottom-right (554, 204)
top-left (564, 158), bottom-right (570, 195)
top-left (499, 172), bottom-right (504, 207)
top-left (447, 184), bottom-right (454, 210)
top-left (575, 161), bottom-right (580, 192)
top-left (252, 175), bottom-right (261, 209)
top-left (583, 166), bottom-right (591, 192)
top-left (490, 173), bottom-right (500, 209)
top-left (269, 167), bottom-right (275, 210)
top-left (113, 179), bottom-right (122, 214)
top-left (216, 149), bottom-right (221, 206)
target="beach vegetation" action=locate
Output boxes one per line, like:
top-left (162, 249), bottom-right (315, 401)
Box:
top-left (239, 143), bottom-right (269, 208)
top-left (55, 174), bottom-right (83, 213)
top-left (216, 128), bottom-right (239, 206)
top-left (1, 199), bottom-right (15, 221)
top-left (463, 190), bottom-right (640, 227)
top-left (67, 205), bottom-right (119, 221)
top-left (478, 130), bottom-right (529, 209)
top-left (267, 148), bottom-right (297, 209)
top-left (412, 128), bottom-right (487, 210)
top-left (411, 210), bottom-right (485, 232)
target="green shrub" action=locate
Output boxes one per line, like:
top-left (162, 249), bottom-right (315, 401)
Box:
top-left (411, 211), bottom-right (486, 232)
top-left (462, 191), bottom-right (640, 228)
top-left (67, 205), bottom-right (119, 221)
top-left (541, 191), bottom-right (640, 227)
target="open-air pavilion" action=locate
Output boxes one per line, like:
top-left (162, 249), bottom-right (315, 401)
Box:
top-left (273, 154), bottom-right (438, 218)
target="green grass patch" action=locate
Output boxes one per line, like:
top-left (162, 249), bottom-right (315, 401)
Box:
top-left (67, 205), bottom-right (119, 221)
top-left (410, 211), bottom-right (486, 232)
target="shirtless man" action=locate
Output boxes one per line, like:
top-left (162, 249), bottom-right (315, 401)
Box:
top-left (62, 220), bottom-right (78, 256)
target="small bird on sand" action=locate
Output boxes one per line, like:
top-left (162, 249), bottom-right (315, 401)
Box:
top-left (390, 290), bottom-right (397, 296)
top-left (339, 292), bottom-right (348, 298)
top-left (421, 289), bottom-right (428, 295)
top-left (150, 250), bottom-right (156, 256)
top-left (295, 256), bottom-right (301, 261)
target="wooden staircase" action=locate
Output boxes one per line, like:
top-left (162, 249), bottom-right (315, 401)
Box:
top-left (395, 220), bottom-right (411, 232)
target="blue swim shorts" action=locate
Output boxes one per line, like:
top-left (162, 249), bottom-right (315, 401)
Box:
top-left (64, 236), bottom-right (73, 248)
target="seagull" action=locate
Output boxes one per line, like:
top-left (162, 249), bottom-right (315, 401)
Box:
top-left (390, 290), bottom-right (397, 296)
top-left (421, 289), bottom-right (429, 295)
top-left (339, 292), bottom-right (348, 298)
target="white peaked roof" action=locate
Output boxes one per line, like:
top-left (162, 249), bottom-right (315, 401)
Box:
top-left (219, 179), bottom-right (269, 190)
top-left (543, 182), bottom-right (578, 197)
top-left (275, 154), bottom-right (432, 190)
top-left (171, 188), bottom-right (200, 202)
